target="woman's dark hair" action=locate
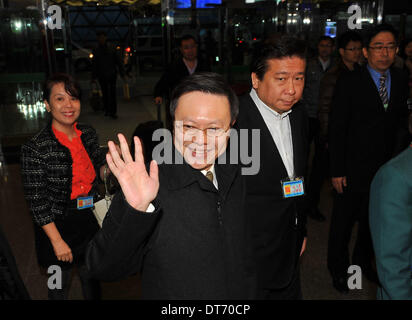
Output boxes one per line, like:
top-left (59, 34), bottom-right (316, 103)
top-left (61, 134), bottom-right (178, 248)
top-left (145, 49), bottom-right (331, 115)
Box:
top-left (43, 73), bottom-right (82, 103)
top-left (169, 72), bottom-right (239, 123)
top-left (250, 35), bottom-right (307, 81)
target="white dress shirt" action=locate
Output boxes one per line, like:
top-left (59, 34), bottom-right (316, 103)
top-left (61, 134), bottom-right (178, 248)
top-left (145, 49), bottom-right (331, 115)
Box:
top-left (183, 58), bottom-right (198, 75)
top-left (318, 56), bottom-right (330, 72)
top-left (250, 89), bottom-right (295, 178)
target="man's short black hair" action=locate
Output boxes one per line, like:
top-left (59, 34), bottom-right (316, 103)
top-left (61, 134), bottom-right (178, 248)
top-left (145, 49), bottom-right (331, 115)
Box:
top-left (318, 35), bottom-right (334, 46)
top-left (43, 73), bottom-right (81, 103)
top-left (170, 72), bottom-right (238, 123)
top-left (179, 34), bottom-right (197, 47)
top-left (250, 36), bottom-right (307, 81)
top-left (337, 31), bottom-right (363, 49)
top-left (365, 24), bottom-right (398, 48)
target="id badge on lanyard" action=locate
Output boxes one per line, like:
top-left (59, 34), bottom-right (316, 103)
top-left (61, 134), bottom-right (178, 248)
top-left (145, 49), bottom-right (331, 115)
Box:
top-left (77, 196), bottom-right (94, 210)
top-left (281, 177), bottom-right (305, 198)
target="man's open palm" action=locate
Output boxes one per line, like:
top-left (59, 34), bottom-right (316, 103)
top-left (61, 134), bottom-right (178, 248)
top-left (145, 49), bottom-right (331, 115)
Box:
top-left (107, 134), bottom-right (159, 211)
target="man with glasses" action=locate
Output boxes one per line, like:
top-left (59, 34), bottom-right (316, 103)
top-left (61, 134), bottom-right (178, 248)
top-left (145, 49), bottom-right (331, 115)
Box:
top-left (328, 24), bottom-right (410, 293)
top-left (154, 35), bottom-right (211, 129)
top-left (314, 32), bottom-right (363, 231)
top-left (302, 36), bottom-right (335, 222)
top-left (86, 72), bottom-right (255, 299)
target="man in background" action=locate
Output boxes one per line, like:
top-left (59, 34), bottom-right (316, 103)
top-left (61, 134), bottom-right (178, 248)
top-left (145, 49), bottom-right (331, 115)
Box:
top-left (154, 35), bottom-right (210, 129)
top-left (92, 31), bottom-right (125, 119)
top-left (302, 36), bottom-right (335, 222)
top-left (328, 24), bottom-right (410, 293)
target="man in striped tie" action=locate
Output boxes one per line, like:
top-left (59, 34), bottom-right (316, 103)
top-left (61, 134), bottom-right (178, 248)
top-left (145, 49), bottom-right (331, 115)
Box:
top-left (327, 24), bottom-right (410, 293)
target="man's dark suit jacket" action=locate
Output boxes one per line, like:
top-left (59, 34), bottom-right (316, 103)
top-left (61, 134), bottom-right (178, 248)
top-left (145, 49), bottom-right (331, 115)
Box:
top-left (236, 94), bottom-right (309, 290)
top-left (153, 57), bottom-right (211, 99)
top-left (86, 148), bottom-right (255, 299)
top-left (329, 66), bottom-right (410, 193)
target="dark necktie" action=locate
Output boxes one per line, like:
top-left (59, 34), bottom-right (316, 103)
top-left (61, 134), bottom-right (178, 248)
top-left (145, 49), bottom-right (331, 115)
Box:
top-left (379, 74), bottom-right (389, 110)
top-left (206, 171), bottom-right (214, 183)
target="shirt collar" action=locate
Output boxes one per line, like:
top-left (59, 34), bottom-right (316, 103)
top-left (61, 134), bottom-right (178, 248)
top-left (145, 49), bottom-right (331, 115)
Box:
top-left (367, 64), bottom-right (390, 78)
top-left (201, 164), bottom-right (215, 177)
top-left (250, 88), bottom-right (292, 119)
top-left (318, 56), bottom-right (331, 71)
top-left (52, 122), bottom-right (82, 143)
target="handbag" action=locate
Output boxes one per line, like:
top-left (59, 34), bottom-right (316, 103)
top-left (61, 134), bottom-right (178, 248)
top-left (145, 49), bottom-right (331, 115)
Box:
top-left (92, 166), bottom-right (113, 228)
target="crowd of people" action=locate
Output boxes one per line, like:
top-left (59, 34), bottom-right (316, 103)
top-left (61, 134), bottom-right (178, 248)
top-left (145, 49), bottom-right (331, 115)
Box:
top-left (1, 23), bottom-right (410, 300)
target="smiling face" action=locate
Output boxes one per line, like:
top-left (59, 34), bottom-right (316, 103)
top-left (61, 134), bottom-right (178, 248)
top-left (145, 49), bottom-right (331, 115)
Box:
top-left (45, 82), bottom-right (81, 131)
top-left (252, 56), bottom-right (306, 114)
top-left (363, 31), bottom-right (398, 73)
top-left (173, 91), bottom-right (232, 171)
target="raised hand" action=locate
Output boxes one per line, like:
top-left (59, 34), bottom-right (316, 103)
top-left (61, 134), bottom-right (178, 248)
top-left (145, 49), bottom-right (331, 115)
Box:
top-left (106, 133), bottom-right (159, 211)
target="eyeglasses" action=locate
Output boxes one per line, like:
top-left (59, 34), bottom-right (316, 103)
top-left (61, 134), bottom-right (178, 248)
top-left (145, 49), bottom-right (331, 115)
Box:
top-left (344, 47), bottom-right (362, 52)
top-left (368, 45), bottom-right (397, 53)
top-left (175, 123), bottom-right (230, 138)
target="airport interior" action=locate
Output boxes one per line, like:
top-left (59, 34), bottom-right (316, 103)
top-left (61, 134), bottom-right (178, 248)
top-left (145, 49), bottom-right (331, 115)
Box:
top-left (0, 0), bottom-right (411, 300)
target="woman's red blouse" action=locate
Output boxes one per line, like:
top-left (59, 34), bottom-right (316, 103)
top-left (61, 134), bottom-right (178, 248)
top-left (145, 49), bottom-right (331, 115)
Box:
top-left (52, 123), bottom-right (96, 200)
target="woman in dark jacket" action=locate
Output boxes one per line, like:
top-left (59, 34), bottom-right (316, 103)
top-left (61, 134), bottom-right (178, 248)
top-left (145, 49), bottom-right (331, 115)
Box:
top-left (21, 73), bottom-right (107, 300)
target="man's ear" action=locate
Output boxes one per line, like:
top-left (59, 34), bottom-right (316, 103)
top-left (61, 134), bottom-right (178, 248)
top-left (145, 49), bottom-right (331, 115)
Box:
top-left (251, 73), bottom-right (259, 89)
top-left (339, 48), bottom-right (345, 58)
top-left (362, 47), bottom-right (368, 60)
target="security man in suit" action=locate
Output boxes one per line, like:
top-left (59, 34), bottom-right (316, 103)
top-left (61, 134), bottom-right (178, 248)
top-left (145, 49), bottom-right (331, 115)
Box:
top-left (328, 24), bottom-right (410, 293)
top-left (154, 34), bottom-right (211, 129)
top-left (236, 36), bottom-right (309, 299)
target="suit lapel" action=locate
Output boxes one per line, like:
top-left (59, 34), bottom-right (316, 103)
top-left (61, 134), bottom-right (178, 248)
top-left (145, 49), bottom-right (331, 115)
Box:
top-left (289, 106), bottom-right (302, 177)
top-left (387, 68), bottom-right (399, 111)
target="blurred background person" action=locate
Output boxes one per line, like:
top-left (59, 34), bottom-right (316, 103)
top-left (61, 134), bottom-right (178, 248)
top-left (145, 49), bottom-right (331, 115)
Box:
top-left (153, 34), bottom-right (211, 129)
top-left (314, 31), bottom-right (363, 224)
top-left (328, 24), bottom-right (410, 293)
top-left (92, 31), bottom-right (125, 119)
top-left (400, 38), bottom-right (412, 99)
top-left (302, 36), bottom-right (335, 222)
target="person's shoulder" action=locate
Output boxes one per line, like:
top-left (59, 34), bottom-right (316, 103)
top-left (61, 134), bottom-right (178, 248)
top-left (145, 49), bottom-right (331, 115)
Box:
top-left (21, 125), bottom-right (52, 153)
top-left (390, 66), bottom-right (409, 80)
top-left (291, 101), bottom-right (308, 117)
top-left (385, 147), bottom-right (412, 174)
top-left (237, 94), bottom-right (255, 116)
top-left (375, 147), bottom-right (412, 183)
top-left (336, 65), bottom-right (363, 86)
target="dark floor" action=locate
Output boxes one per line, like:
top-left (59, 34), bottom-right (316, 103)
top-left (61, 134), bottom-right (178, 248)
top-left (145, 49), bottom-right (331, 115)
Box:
top-left (0, 73), bottom-right (377, 300)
